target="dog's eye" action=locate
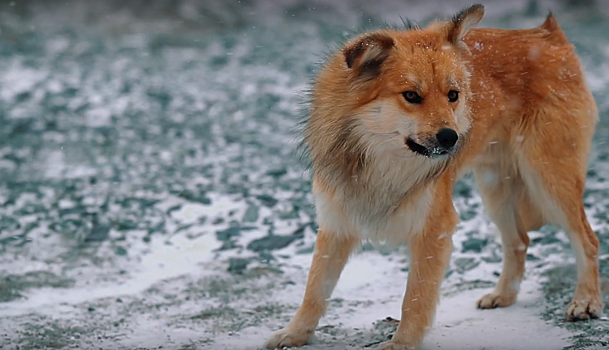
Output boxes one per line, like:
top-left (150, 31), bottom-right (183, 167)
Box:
top-left (448, 90), bottom-right (459, 102)
top-left (402, 91), bottom-right (422, 104)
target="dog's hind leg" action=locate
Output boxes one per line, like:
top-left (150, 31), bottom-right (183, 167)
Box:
top-left (474, 156), bottom-right (530, 309)
top-left (517, 151), bottom-right (602, 320)
top-left (514, 98), bottom-right (601, 320)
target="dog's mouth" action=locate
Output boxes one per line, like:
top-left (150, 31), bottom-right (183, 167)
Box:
top-left (405, 138), bottom-right (451, 158)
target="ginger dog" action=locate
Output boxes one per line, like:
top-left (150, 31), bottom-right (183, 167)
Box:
top-left (265, 4), bottom-right (602, 350)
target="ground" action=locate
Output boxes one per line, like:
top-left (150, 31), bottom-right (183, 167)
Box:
top-left (0, 0), bottom-right (608, 349)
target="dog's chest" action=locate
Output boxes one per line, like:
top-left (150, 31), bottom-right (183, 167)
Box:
top-left (314, 185), bottom-right (434, 243)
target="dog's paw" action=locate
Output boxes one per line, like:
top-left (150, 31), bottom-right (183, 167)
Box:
top-left (565, 298), bottom-right (603, 321)
top-left (264, 327), bottom-right (313, 349)
top-left (476, 292), bottom-right (517, 309)
top-left (374, 341), bottom-right (415, 350)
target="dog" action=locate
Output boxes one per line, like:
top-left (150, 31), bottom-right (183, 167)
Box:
top-left (265, 4), bottom-right (602, 350)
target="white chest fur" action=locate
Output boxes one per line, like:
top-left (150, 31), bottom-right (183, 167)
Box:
top-left (314, 183), bottom-right (434, 244)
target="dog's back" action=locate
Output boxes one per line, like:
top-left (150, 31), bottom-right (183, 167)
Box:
top-left (461, 13), bottom-right (601, 320)
top-left (460, 13), bottom-right (598, 173)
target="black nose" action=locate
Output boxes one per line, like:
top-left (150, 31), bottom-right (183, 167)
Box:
top-left (436, 128), bottom-right (459, 149)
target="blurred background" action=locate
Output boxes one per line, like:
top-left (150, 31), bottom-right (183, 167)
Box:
top-left (0, 0), bottom-right (607, 349)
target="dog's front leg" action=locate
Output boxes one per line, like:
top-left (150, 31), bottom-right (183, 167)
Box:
top-left (376, 227), bottom-right (454, 350)
top-left (265, 230), bottom-right (359, 349)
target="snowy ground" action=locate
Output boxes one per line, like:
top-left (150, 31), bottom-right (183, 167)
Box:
top-left (0, 0), bottom-right (608, 349)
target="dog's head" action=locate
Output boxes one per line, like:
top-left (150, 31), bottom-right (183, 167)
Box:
top-left (324, 4), bottom-right (484, 161)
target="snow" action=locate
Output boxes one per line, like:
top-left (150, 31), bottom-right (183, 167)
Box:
top-left (0, 204), bottom-right (577, 349)
top-left (423, 281), bottom-right (570, 350)
top-left (196, 248), bottom-right (573, 350)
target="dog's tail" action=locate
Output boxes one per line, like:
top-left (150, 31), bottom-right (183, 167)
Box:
top-left (539, 12), bottom-right (569, 46)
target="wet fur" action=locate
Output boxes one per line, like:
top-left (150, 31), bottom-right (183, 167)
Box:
top-left (266, 4), bottom-right (602, 350)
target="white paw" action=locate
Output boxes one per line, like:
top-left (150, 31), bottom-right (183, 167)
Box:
top-left (565, 298), bottom-right (603, 321)
top-left (264, 327), bottom-right (313, 349)
top-left (476, 291), bottom-right (517, 309)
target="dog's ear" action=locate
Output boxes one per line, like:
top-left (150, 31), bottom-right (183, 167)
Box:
top-left (446, 4), bottom-right (484, 44)
top-left (343, 32), bottom-right (395, 80)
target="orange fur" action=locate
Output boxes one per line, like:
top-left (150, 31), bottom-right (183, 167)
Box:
top-left (266, 5), bottom-right (602, 350)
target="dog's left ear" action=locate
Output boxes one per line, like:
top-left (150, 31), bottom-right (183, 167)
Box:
top-left (446, 4), bottom-right (485, 44)
top-left (343, 32), bottom-right (395, 80)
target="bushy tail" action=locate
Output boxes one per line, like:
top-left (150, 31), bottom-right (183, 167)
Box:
top-left (539, 12), bottom-right (569, 45)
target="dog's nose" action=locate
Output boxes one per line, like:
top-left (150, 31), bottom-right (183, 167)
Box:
top-left (436, 128), bottom-right (459, 149)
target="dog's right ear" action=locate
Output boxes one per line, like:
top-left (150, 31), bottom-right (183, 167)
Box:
top-left (343, 32), bottom-right (395, 80)
top-left (446, 4), bottom-right (484, 44)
